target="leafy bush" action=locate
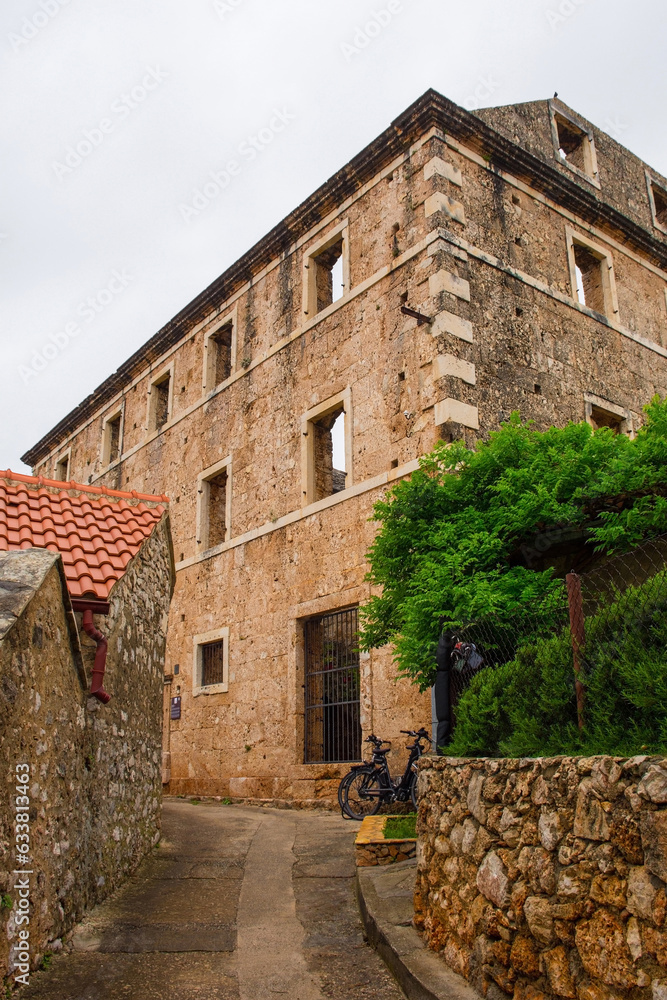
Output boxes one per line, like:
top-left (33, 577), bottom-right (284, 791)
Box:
top-left (448, 572), bottom-right (667, 757)
top-left (359, 397), bottom-right (667, 691)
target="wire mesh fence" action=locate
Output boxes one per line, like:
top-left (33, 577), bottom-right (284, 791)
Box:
top-left (441, 534), bottom-right (667, 752)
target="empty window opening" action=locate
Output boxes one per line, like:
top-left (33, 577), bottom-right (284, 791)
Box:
top-left (313, 238), bottom-right (344, 313)
top-left (534, 384), bottom-right (542, 395)
top-left (312, 406), bottom-right (346, 501)
top-left (590, 405), bottom-right (624, 434)
top-left (390, 458), bottom-right (399, 469)
top-left (206, 469), bottom-right (228, 548)
top-left (201, 640), bottom-right (225, 687)
top-left (304, 607), bottom-right (361, 764)
top-left (651, 182), bottom-right (667, 229)
top-left (207, 323), bottom-right (233, 388)
top-left (398, 371), bottom-right (406, 382)
top-left (573, 243), bottom-right (606, 314)
top-left (555, 114), bottom-right (590, 174)
top-left (103, 414), bottom-right (121, 465)
top-left (55, 455), bottom-right (70, 481)
top-left (150, 373), bottom-right (171, 430)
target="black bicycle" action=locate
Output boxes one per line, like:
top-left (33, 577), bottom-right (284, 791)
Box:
top-left (338, 728), bottom-right (431, 820)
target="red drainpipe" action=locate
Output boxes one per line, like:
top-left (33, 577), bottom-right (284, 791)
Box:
top-left (71, 598), bottom-right (112, 704)
top-left (81, 611), bottom-right (111, 704)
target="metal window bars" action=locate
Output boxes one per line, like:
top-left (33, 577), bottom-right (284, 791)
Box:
top-left (304, 607), bottom-right (362, 764)
top-left (201, 640), bottom-right (225, 687)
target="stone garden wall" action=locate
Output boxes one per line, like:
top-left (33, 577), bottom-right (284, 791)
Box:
top-left (0, 517), bottom-right (173, 982)
top-left (415, 756), bottom-right (667, 1000)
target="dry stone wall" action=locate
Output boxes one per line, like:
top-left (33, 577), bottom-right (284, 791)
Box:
top-left (416, 756), bottom-right (667, 1000)
top-left (0, 517), bottom-right (173, 982)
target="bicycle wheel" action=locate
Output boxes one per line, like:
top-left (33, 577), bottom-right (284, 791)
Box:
top-left (337, 771), bottom-right (354, 815)
top-left (342, 769), bottom-right (383, 820)
top-left (409, 770), bottom-right (419, 810)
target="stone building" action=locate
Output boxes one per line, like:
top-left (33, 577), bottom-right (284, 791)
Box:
top-left (21, 90), bottom-right (667, 804)
top-left (0, 471), bottom-right (173, 981)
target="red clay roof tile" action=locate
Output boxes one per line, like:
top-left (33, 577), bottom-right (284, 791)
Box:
top-left (0, 470), bottom-right (168, 600)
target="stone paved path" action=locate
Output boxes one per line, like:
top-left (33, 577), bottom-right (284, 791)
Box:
top-left (19, 800), bottom-right (406, 1000)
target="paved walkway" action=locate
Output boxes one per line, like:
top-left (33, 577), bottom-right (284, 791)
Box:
top-left (20, 800), bottom-right (406, 1000)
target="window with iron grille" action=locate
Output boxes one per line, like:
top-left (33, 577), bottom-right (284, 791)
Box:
top-left (201, 640), bottom-right (225, 687)
top-left (304, 607), bottom-right (361, 763)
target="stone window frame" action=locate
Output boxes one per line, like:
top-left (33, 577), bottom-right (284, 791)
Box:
top-left (192, 625), bottom-right (229, 696)
top-left (202, 307), bottom-right (238, 396)
top-left (54, 447), bottom-right (71, 482)
top-left (146, 362), bottom-right (175, 434)
top-left (548, 100), bottom-right (600, 189)
top-left (301, 219), bottom-right (351, 321)
top-left (584, 392), bottom-right (634, 437)
top-left (645, 170), bottom-right (667, 236)
top-left (566, 227), bottom-right (619, 321)
top-left (100, 406), bottom-right (124, 468)
top-left (300, 388), bottom-right (353, 507)
top-left (196, 455), bottom-right (233, 552)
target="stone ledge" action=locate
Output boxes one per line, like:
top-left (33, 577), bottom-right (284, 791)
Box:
top-left (355, 814), bottom-right (418, 866)
top-left (356, 860), bottom-right (480, 1000)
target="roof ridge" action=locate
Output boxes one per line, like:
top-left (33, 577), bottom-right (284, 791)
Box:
top-left (0, 469), bottom-right (169, 504)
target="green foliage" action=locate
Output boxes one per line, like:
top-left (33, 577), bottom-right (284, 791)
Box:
top-left (384, 814), bottom-right (417, 839)
top-left (449, 572), bottom-right (667, 757)
top-left (0, 895), bottom-right (12, 911)
top-left (359, 398), bottom-right (667, 690)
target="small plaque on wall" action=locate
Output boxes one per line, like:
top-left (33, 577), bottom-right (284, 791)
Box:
top-left (170, 696), bottom-right (181, 720)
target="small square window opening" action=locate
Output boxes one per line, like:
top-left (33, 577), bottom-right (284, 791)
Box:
top-left (201, 640), bottom-right (225, 687)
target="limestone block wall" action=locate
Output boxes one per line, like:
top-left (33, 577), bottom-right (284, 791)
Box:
top-left (0, 518), bottom-right (173, 981)
top-left (415, 756), bottom-right (667, 1000)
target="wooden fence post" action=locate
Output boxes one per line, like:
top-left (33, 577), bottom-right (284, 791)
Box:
top-left (565, 572), bottom-right (586, 731)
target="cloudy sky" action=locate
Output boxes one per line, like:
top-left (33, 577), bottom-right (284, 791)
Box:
top-left (2, 0), bottom-right (666, 473)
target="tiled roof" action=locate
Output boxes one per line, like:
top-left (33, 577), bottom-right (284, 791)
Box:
top-left (0, 470), bottom-right (168, 600)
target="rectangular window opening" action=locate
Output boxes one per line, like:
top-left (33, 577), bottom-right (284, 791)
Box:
top-left (150, 374), bottom-right (171, 430)
top-left (55, 455), bottom-right (70, 481)
top-left (201, 640), bottom-right (225, 687)
top-left (207, 469), bottom-right (228, 548)
top-left (573, 242), bottom-right (606, 314)
top-left (590, 404), bottom-right (624, 435)
top-left (303, 607), bottom-right (361, 764)
top-left (555, 113), bottom-right (590, 174)
top-left (651, 182), bottom-right (667, 229)
top-left (312, 406), bottom-right (346, 501)
top-left (104, 414), bottom-right (121, 465)
top-left (314, 238), bottom-right (344, 313)
top-left (208, 323), bottom-right (233, 388)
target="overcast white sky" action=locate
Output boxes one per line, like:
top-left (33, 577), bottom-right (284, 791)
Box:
top-left (2, 0), bottom-right (666, 473)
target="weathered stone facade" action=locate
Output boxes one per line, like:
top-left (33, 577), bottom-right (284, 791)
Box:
top-left (0, 514), bottom-right (173, 982)
top-left (416, 755), bottom-right (667, 1000)
top-left (21, 91), bottom-right (667, 803)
